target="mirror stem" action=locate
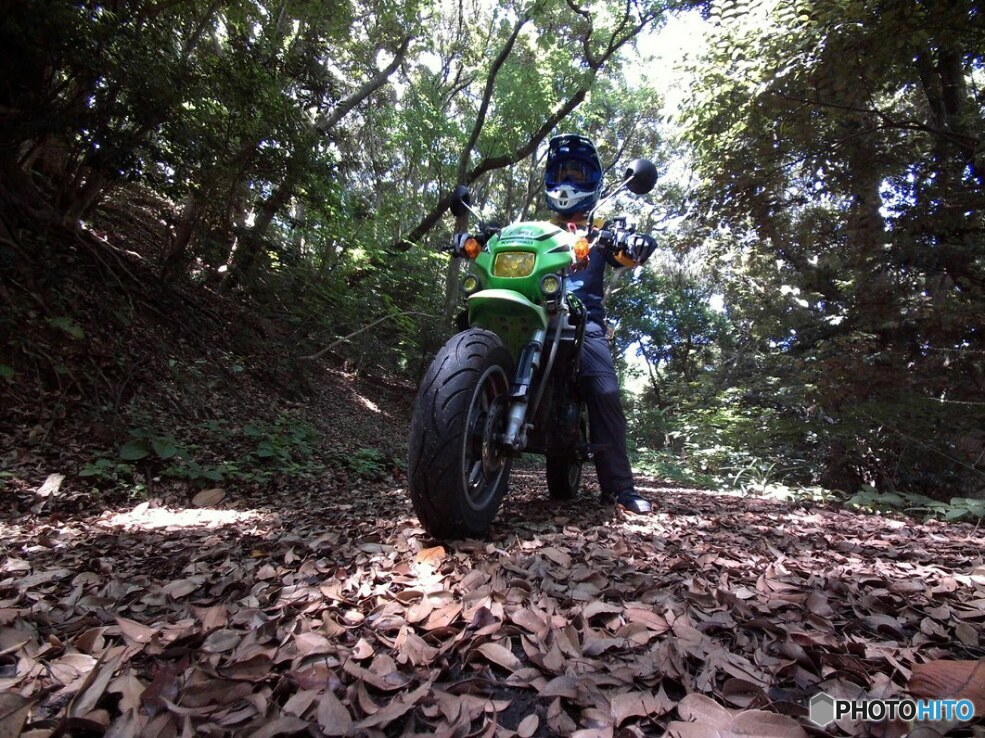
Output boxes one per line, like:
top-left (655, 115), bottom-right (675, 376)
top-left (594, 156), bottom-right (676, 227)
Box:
top-left (587, 175), bottom-right (632, 228)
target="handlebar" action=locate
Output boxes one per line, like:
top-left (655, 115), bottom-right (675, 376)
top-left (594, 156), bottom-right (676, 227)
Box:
top-left (445, 223), bottom-right (501, 255)
top-left (592, 219), bottom-right (636, 254)
top-left (448, 217), bottom-right (653, 264)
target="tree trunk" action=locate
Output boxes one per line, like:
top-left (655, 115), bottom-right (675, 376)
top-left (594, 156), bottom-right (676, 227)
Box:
top-left (162, 191), bottom-right (208, 279)
top-left (61, 169), bottom-right (109, 227)
top-left (226, 35), bottom-right (412, 289)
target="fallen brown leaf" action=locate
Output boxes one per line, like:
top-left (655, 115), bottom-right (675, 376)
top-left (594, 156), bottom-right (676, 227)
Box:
top-left (354, 680), bottom-right (430, 729)
top-left (192, 488), bottom-right (226, 507)
top-left (668, 693), bottom-right (807, 737)
top-left (475, 642), bottom-right (522, 672)
top-left (0, 692), bottom-right (35, 738)
top-left (517, 713), bottom-right (539, 737)
top-left (115, 617), bottom-right (158, 646)
top-left (316, 690), bottom-right (353, 736)
top-left (247, 715), bottom-right (311, 737)
top-left (908, 658), bottom-right (985, 714)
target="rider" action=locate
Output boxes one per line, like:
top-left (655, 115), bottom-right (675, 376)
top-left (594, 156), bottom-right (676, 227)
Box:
top-left (544, 134), bottom-right (656, 514)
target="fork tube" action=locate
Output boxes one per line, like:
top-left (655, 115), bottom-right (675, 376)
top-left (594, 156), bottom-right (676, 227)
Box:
top-left (503, 328), bottom-right (546, 449)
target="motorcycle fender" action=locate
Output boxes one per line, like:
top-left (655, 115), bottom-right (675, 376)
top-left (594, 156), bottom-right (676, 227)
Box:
top-left (468, 290), bottom-right (548, 353)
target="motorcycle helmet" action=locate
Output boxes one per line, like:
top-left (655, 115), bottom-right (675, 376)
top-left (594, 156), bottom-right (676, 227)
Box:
top-left (544, 134), bottom-right (603, 217)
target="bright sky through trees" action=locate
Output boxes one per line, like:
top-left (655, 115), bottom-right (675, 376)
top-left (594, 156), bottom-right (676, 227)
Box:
top-left (632, 10), bottom-right (710, 120)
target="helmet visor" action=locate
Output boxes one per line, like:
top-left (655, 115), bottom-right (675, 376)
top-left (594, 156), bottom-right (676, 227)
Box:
top-left (546, 158), bottom-right (599, 190)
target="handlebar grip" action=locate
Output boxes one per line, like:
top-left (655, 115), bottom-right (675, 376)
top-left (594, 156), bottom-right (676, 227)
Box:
top-left (594, 228), bottom-right (617, 252)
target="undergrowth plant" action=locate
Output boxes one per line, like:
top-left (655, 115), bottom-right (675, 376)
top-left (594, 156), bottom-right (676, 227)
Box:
top-left (848, 485), bottom-right (985, 523)
top-left (80, 413), bottom-right (329, 493)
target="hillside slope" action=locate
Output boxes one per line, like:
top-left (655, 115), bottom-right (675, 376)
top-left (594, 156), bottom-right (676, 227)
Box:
top-left (2, 190), bottom-right (415, 517)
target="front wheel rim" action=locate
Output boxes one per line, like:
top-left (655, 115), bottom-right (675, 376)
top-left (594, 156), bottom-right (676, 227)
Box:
top-left (463, 366), bottom-right (510, 511)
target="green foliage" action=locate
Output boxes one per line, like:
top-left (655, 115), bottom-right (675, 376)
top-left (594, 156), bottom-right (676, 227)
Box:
top-left (848, 485), bottom-right (985, 523)
top-left (612, 267), bottom-right (731, 388)
top-left (335, 447), bottom-right (390, 481)
top-left (80, 413), bottom-right (330, 492)
top-left (47, 317), bottom-right (85, 340)
top-left (661, 0), bottom-right (985, 501)
top-left (4, 0), bottom-right (669, 378)
top-left (79, 457), bottom-right (137, 483)
top-left (631, 447), bottom-right (716, 488)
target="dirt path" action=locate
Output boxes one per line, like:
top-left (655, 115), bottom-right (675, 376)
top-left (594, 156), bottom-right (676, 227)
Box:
top-left (2, 466), bottom-right (984, 736)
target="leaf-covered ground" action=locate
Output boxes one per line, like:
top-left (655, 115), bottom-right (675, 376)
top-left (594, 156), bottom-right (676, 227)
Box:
top-left (2, 462), bottom-right (984, 737)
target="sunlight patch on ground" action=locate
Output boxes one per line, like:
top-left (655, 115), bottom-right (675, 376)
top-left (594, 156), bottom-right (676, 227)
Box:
top-left (356, 393), bottom-right (381, 413)
top-left (96, 502), bottom-right (270, 531)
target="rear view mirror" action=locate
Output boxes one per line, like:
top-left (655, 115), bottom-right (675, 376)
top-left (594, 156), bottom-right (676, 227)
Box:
top-left (450, 185), bottom-right (472, 217)
top-left (624, 159), bottom-right (657, 195)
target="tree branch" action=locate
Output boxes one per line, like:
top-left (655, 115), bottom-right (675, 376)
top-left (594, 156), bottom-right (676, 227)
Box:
top-left (391, 86), bottom-right (589, 251)
top-left (299, 311), bottom-right (438, 360)
top-left (390, 4), bottom-right (657, 252)
top-left (564, 0), bottom-right (597, 67)
top-left (458, 12), bottom-right (532, 181)
top-left (237, 33), bottom-right (414, 276)
top-left (315, 34), bottom-right (413, 136)
top-left (769, 90), bottom-right (979, 150)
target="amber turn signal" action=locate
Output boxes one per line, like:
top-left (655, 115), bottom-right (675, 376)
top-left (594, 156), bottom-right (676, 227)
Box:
top-left (573, 236), bottom-right (590, 262)
top-left (463, 237), bottom-right (481, 259)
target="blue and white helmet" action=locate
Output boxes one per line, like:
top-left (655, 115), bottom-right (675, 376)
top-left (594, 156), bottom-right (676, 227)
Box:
top-left (544, 134), bottom-right (603, 217)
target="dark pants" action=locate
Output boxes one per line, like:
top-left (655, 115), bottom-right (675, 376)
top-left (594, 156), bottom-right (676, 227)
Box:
top-left (578, 324), bottom-right (634, 498)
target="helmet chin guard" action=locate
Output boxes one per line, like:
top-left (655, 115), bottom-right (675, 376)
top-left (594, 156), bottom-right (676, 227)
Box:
top-left (545, 184), bottom-right (596, 215)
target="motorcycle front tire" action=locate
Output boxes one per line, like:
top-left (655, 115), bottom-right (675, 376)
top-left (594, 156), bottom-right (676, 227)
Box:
top-left (408, 329), bottom-right (514, 539)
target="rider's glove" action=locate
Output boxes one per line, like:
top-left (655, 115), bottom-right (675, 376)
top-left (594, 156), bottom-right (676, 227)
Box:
top-left (449, 226), bottom-right (500, 256)
top-left (621, 234), bottom-right (657, 265)
top-left (594, 228), bottom-right (616, 253)
top-left (480, 222), bottom-right (502, 241)
top-left (448, 232), bottom-right (473, 256)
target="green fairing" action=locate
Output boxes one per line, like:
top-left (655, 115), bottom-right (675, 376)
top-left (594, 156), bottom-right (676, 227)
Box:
top-left (467, 221), bottom-right (576, 356)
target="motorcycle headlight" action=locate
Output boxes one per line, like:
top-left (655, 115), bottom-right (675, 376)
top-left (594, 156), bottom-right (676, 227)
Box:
top-left (492, 251), bottom-right (535, 278)
top-left (541, 274), bottom-right (561, 296)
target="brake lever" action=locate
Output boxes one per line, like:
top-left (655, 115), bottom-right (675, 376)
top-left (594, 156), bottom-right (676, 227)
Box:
top-left (592, 227), bottom-right (616, 253)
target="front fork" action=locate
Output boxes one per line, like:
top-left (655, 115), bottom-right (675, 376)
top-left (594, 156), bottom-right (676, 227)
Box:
top-left (502, 328), bottom-right (546, 450)
top-left (501, 295), bottom-right (582, 450)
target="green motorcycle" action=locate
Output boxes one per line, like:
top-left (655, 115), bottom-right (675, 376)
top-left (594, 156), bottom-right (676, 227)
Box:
top-left (408, 159), bottom-right (657, 539)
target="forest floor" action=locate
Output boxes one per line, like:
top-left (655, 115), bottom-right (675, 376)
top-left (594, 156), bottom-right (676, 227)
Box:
top-left (2, 197), bottom-right (985, 737)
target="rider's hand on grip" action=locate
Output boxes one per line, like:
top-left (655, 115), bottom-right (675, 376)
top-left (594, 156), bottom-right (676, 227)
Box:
top-left (480, 223), bottom-right (502, 241)
top-left (623, 233), bottom-right (656, 265)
